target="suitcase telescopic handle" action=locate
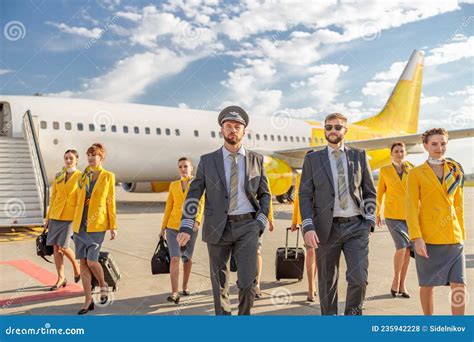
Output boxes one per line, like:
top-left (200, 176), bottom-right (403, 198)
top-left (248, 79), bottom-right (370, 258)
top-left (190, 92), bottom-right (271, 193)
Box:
top-left (285, 227), bottom-right (300, 259)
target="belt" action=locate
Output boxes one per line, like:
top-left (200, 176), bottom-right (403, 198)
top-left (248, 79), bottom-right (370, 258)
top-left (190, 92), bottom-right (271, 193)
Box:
top-left (227, 212), bottom-right (255, 223)
top-left (333, 215), bottom-right (363, 224)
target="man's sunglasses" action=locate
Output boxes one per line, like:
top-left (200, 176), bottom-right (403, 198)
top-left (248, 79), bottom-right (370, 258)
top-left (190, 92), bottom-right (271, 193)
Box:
top-left (324, 124), bottom-right (345, 131)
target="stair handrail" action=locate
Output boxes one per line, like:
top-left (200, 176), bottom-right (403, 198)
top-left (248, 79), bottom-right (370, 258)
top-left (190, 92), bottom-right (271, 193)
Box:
top-left (22, 110), bottom-right (49, 218)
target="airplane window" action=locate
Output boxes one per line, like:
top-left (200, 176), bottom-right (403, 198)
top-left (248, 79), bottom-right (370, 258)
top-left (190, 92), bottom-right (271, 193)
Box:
top-left (283, 136), bottom-right (288, 142)
top-left (156, 128), bottom-right (161, 135)
top-left (248, 133), bottom-right (252, 140)
top-left (165, 128), bottom-right (171, 135)
top-left (40, 121), bottom-right (47, 129)
top-left (134, 126), bottom-right (139, 134)
top-left (271, 135), bottom-right (275, 141)
top-left (123, 126), bottom-right (129, 133)
top-left (256, 134), bottom-right (260, 140)
top-left (89, 124), bottom-right (95, 131)
top-left (111, 125), bottom-right (117, 133)
top-left (320, 138), bottom-right (324, 144)
top-left (53, 122), bottom-right (59, 130)
top-left (145, 127), bottom-right (150, 134)
top-left (77, 123), bottom-right (83, 131)
top-left (175, 129), bottom-right (180, 136)
top-left (194, 130), bottom-right (199, 137)
top-left (264, 134), bottom-right (268, 141)
top-left (65, 122), bottom-right (71, 130)
top-left (219, 132), bottom-right (223, 138)
top-left (296, 137), bottom-right (299, 142)
top-left (100, 124), bottom-right (106, 132)
top-left (302, 137), bottom-right (305, 142)
top-left (211, 131), bottom-right (216, 138)
top-left (277, 135), bottom-right (281, 142)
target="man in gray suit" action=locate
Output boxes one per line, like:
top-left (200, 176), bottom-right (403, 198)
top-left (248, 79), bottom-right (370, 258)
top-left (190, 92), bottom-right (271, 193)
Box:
top-left (299, 112), bottom-right (376, 315)
top-left (177, 106), bottom-right (271, 315)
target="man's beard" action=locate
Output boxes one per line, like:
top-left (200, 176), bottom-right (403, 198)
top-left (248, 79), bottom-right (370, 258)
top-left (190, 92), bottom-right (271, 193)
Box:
top-left (224, 134), bottom-right (241, 145)
top-left (325, 133), bottom-right (343, 144)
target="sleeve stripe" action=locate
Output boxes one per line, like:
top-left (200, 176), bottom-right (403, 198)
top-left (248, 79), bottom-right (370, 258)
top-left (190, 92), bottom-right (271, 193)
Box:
top-left (257, 213), bottom-right (268, 226)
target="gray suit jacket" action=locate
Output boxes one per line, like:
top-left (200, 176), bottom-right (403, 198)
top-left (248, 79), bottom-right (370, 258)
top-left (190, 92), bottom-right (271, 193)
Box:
top-left (179, 147), bottom-right (271, 244)
top-left (299, 146), bottom-right (376, 244)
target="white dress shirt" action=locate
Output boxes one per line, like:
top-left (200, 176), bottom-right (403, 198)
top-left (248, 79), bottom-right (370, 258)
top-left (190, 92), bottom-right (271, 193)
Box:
top-left (327, 144), bottom-right (361, 218)
top-left (222, 145), bottom-right (255, 215)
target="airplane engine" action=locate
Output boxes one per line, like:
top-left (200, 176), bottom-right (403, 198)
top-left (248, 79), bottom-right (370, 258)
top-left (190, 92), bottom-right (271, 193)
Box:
top-left (263, 156), bottom-right (293, 197)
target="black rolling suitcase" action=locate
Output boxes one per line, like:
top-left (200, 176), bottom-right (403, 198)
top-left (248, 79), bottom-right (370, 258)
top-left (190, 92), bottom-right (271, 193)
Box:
top-left (275, 227), bottom-right (305, 281)
top-left (91, 251), bottom-right (121, 292)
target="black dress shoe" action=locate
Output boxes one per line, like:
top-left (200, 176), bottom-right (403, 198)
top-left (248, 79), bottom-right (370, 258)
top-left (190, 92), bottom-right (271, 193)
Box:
top-left (390, 289), bottom-right (398, 297)
top-left (399, 292), bottom-right (411, 298)
top-left (50, 279), bottom-right (67, 291)
top-left (181, 290), bottom-right (191, 296)
top-left (77, 301), bottom-right (94, 315)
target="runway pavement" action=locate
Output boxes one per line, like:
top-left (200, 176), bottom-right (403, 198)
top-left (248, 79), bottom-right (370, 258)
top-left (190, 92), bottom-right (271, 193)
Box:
top-left (1, 187), bottom-right (472, 316)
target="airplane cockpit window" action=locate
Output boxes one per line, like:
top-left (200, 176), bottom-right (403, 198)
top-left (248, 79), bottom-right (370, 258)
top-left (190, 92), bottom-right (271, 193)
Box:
top-left (65, 122), bottom-right (72, 130)
top-left (53, 121), bottom-right (59, 130)
top-left (40, 121), bottom-right (47, 129)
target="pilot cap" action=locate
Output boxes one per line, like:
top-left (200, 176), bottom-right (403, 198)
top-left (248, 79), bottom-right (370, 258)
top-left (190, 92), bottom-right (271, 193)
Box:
top-left (218, 106), bottom-right (249, 127)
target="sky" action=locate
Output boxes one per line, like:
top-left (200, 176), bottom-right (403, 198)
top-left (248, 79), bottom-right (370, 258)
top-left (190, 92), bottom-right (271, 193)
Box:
top-left (0, 0), bottom-right (473, 171)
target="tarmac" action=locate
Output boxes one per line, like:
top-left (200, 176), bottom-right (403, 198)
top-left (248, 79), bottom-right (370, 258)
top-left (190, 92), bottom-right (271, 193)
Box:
top-left (1, 187), bottom-right (473, 316)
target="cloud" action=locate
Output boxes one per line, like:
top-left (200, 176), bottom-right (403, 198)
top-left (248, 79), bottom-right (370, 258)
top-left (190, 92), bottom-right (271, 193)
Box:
top-left (361, 81), bottom-right (394, 97)
top-left (50, 50), bottom-right (196, 102)
top-left (46, 21), bottom-right (103, 39)
top-left (0, 69), bottom-right (12, 76)
top-left (420, 94), bottom-right (443, 105)
top-left (425, 35), bottom-right (474, 66)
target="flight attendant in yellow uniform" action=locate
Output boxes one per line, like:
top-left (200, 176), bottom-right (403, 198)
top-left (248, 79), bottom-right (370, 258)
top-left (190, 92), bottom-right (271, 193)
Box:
top-left (73, 143), bottom-right (117, 315)
top-left (407, 128), bottom-right (466, 315)
top-left (45, 149), bottom-right (81, 291)
top-left (290, 171), bottom-right (317, 302)
top-left (160, 157), bottom-right (204, 304)
top-left (376, 142), bottom-right (414, 298)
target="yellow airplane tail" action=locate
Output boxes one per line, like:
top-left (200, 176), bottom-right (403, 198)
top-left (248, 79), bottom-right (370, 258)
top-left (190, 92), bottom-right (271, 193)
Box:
top-left (355, 50), bottom-right (424, 134)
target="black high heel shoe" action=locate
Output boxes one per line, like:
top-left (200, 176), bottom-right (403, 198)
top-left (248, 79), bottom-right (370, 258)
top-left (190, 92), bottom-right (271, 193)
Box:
top-left (100, 283), bottom-right (109, 305)
top-left (77, 300), bottom-right (94, 315)
top-left (50, 279), bottom-right (67, 291)
top-left (74, 274), bottom-right (81, 283)
top-left (390, 289), bottom-right (398, 297)
top-left (399, 292), bottom-right (411, 298)
top-left (167, 293), bottom-right (180, 304)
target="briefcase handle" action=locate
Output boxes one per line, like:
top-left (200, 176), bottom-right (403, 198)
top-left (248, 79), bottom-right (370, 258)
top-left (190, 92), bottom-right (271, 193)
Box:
top-left (285, 227), bottom-right (300, 259)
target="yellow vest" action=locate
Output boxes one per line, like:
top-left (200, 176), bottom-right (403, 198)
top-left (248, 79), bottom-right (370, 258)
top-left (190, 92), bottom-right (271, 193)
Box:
top-left (72, 170), bottom-right (117, 233)
top-left (406, 162), bottom-right (465, 244)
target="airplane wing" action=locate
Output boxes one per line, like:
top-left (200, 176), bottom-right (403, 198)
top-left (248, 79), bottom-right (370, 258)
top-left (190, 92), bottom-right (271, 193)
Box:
top-left (273, 127), bottom-right (474, 162)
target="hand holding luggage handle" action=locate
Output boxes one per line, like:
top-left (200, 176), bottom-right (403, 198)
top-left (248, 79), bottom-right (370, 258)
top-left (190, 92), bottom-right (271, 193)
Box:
top-left (285, 227), bottom-right (300, 260)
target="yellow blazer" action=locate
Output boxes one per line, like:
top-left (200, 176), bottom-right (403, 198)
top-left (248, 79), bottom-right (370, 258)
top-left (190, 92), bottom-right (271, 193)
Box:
top-left (72, 170), bottom-right (117, 233)
top-left (162, 179), bottom-right (204, 230)
top-left (291, 173), bottom-right (302, 225)
top-left (46, 170), bottom-right (81, 221)
top-left (406, 162), bottom-right (465, 244)
top-left (376, 164), bottom-right (409, 220)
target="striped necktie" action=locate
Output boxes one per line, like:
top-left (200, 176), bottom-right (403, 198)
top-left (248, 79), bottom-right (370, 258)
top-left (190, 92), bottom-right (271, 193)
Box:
top-left (229, 152), bottom-right (239, 211)
top-left (332, 150), bottom-right (348, 210)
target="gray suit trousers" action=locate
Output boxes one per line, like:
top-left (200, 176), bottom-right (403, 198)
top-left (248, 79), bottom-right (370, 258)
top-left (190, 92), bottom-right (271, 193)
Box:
top-left (207, 218), bottom-right (260, 315)
top-left (317, 218), bottom-right (370, 315)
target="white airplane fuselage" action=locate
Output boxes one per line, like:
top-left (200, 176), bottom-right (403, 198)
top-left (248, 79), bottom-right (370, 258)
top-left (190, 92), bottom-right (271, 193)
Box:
top-left (1, 95), bottom-right (313, 183)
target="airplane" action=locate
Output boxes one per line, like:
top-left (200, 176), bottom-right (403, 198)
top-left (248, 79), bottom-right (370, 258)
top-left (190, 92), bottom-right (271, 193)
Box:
top-left (0, 49), bottom-right (473, 226)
